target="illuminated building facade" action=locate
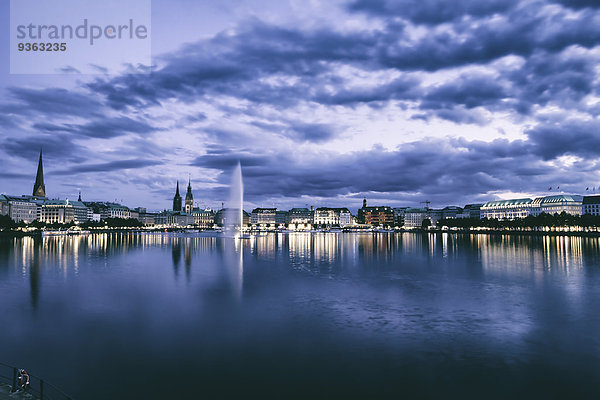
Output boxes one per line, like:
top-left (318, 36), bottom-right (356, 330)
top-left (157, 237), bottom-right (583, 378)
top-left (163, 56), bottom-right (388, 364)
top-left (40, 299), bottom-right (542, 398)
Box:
top-left (481, 198), bottom-right (533, 220)
top-left (192, 209), bottom-right (215, 228)
top-left (404, 208), bottom-right (429, 228)
top-left (530, 195), bottom-right (583, 216)
top-left (358, 199), bottom-right (395, 227)
top-left (250, 208), bottom-right (277, 225)
top-left (40, 199), bottom-right (90, 224)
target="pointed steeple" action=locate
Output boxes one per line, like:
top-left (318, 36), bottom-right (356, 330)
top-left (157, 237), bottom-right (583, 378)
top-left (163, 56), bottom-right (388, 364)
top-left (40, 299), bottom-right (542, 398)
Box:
top-left (185, 176), bottom-right (194, 213)
top-left (33, 149), bottom-right (46, 197)
top-left (78, 191), bottom-right (82, 202)
top-left (173, 180), bottom-right (182, 212)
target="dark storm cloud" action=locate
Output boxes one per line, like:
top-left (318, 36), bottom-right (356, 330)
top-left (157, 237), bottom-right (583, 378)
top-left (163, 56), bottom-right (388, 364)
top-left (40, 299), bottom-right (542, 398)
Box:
top-left (192, 135), bottom-right (579, 206)
top-left (76, 0), bottom-right (600, 124)
top-left (553, 0), bottom-right (600, 9)
top-left (421, 75), bottom-right (507, 110)
top-left (85, 18), bottom-right (378, 109)
top-left (33, 117), bottom-right (157, 139)
top-left (314, 75), bottom-right (420, 105)
top-left (286, 123), bottom-right (338, 143)
top-left (3, 87), bottom-right (102, 117)
top-left (526, 120), bottom-right (600, 160)
top-left (347, 0), bottom-right (518, 24)
top-left (502, 50), bottom-right (599, 113)
top-left (2, 134), bottom-right (88, 163)
top-left (52, 159), bottom-right (163, 175)
top-left (76, 117), bottom-right (157, 138)
top-left (376, 6), bottom-right (600, 72)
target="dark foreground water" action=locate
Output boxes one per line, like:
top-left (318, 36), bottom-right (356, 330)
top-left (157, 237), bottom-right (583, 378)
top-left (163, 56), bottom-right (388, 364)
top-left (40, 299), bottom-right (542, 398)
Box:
top-left (1, 232), bottom-right (600, 399)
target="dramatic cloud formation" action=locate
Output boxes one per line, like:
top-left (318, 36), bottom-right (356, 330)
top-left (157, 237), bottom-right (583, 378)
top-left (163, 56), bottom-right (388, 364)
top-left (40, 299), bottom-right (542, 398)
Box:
top-left (0, 0), bottom-right (599, 211)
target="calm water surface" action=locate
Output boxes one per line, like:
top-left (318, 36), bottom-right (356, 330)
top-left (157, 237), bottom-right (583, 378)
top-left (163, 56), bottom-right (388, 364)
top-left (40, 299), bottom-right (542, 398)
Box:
top-left (1, 232), bottom-right (600, 399)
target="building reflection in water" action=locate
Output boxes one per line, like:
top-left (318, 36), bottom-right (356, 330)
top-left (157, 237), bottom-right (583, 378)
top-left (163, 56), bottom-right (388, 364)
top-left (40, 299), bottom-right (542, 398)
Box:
top-left (29, 237), bottom-right (41, 311)
top-left (184, 238), bottom-right (193, 283)
top-left (3, 231), bottom-right (600, 311)
top-left (172, 239), bottom-right (181, 279)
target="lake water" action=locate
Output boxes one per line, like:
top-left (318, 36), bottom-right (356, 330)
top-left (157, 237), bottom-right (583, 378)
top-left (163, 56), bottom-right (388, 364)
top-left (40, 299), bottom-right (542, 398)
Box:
top-left (1, 232), bottom-right (600, 399)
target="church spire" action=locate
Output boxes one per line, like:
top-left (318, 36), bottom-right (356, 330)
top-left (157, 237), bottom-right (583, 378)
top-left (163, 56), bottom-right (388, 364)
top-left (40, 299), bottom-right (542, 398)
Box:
top-left (33, 149), bottom-right (46, 197)
top-left (185, 176), bottom-right (194, 213)
top-left (173, 180), bottom-right (182, 212)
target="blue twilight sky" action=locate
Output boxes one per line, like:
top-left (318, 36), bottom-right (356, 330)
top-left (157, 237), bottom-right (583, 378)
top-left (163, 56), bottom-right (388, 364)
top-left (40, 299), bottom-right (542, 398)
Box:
top-left (1, 0), bottom-right (600, 212)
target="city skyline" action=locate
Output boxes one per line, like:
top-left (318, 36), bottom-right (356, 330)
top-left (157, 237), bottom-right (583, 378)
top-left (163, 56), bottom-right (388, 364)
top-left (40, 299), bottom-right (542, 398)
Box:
top-left (1, 0), bottom-right (599, 211)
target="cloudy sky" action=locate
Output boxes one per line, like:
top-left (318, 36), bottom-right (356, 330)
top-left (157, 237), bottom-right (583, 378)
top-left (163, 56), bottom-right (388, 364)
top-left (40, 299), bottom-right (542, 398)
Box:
top-left (1, 0), bottom-right (600, 212)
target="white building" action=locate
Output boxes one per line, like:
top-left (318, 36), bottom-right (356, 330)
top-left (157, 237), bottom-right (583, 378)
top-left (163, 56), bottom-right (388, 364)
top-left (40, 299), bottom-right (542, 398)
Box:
top-left (4, 196), bottom-right (41, 223)
top-left (480, 198), bottom-right (533, 220)
top-left (250, 208), bottom-right (277, 225)
top-left (40, 199), bottom-right (90, 224)
top-left (404, 208), bottom-right (429, 228)
top-left (531, 195), bottom-right (583, 216)
top-left (313, 208), bottom-right (340, 227)
top-left (339, 209), bottom-right (353, 227)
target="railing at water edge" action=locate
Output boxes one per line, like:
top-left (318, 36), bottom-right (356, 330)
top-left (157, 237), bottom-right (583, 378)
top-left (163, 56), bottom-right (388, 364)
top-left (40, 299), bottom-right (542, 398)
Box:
top-left (0, 362), bottom-right (73, 400)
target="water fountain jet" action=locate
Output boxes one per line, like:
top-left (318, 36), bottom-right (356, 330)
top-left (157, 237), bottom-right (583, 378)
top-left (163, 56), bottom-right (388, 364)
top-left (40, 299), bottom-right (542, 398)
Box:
top-left (224, 162), bottom-right (244, 238)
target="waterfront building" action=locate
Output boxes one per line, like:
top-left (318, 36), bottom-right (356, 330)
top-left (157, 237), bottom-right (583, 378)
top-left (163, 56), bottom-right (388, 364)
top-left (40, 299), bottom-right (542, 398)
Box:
top-left (482, 195), bottom-right (583, 220)
top-left (250, 208), bottom-right (277, 225)
top-left (480, 198), bottom-right (533, 220)
top-left (358, 199), bottom-right (395, 227)
top-left (276, 211), bottom-right (288, 226)
top-left (457, 204), bottom-right (482, 219)
top-left (39, 199), bottom-right (90, 224)
top-left (393, 207), bottom-right (409, 227)
top-left (313, 207), bottom-right (340, 227)
top-left (442, 206), bottom-right (463, 219)
top-left (137, 212), bottom-right (156, 226)
top-left (287, 208), bottom-right (312, 224)
top-left (86, 202), bottom-right (131, 220)
top-left (132, 207), bottom-right (155, 225)
top-left (531, 195), bottom-right (582, 216)
top-left (530, 195), bottom-right (583, 216)
top-left (338, 208), bottom-right (353, 227)
top-left (287, 207), bottom-right (313, 230)
top-left (0, 195), bottom-right (9, 216)
top-left (5, 195), bottom-right (40, 223)
top-left (184, 179), bottom-right (194, 214)
top-left (192, 208), bottom-right (215, 228)
top-left (32, 150), bottom-right (46, 198)
top-left (583, 195), bottom-right (600, 216)
top-left (311, 207), bottom-right (353, 227)
top-left (428, 209), bottom-right (443, 227)
top-left (155, 211), bottom-right (194, 227)
top-left (173, 181), bottom-right (182, 212)
top-left (404, 208), bottom-right (429, 228)
top-left (215, 208), bottom-right (250, 227)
